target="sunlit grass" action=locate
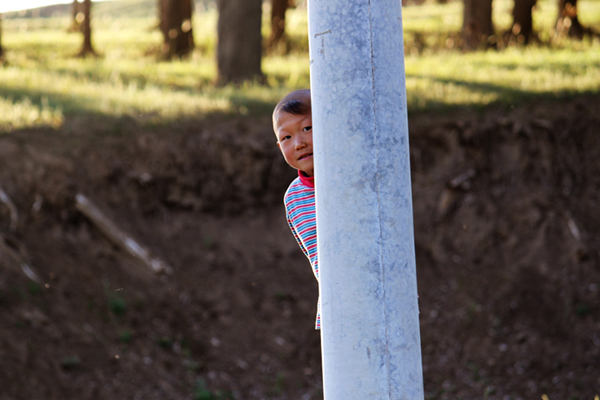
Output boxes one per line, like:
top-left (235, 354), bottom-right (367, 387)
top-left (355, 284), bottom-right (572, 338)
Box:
top-left (405, 45), bottom-right (600, 111)
top-left (403, 1), bottom-right (462, 33)
top-left (0, 0), bottom-right (599, 132)
top-left (0, 96), bottom-right (63, 131)
top-left (0, 62), bottom-right (230, 119)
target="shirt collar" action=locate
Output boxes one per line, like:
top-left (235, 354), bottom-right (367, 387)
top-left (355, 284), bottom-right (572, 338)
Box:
top-left (299, 170), bottom-right (314, 188)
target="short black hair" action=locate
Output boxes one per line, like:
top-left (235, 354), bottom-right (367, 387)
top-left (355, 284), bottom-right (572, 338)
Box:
top-left (281, 99), bottom-right (311, 116)
top-left (273, 89), bottom-right (311, 121)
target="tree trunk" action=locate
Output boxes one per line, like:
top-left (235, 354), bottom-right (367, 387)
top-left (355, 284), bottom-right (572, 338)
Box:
top-left (0, 13), bottom-right (4, 63)
top-left (557, 0), bottom-right (584, 39)
top-left (73, 0), bottom-right (79, 18)
top-left (78, 0), bottom-right (96, 57)
top-left (72, 0), bottom-right (80, 29)
top-left (462, 0), bottom-right (494, 50)
top-left (159, 0), bottom-right (194, 59)
top-left (511, 0), bottom-right (537, 44)
top-left (159, 0), bottom-right (168, 40)
top-left (268, 0), bottom-right (289, 51)
top-left (217, 0), bottom-right (263, 85)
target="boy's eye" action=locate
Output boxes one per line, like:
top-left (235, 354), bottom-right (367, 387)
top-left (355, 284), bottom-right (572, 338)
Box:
top-left (281, 135), bottom-right (291, 141)
top-left (302, 126), bottom-right (312, 132)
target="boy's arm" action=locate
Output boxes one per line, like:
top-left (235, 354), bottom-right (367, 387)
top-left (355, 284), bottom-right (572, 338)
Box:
top-left (287, 216), bottom-right (311, 261)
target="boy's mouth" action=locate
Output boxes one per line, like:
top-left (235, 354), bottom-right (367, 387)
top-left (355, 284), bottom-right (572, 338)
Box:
top-left (298, 153), bottom-right (313, 161)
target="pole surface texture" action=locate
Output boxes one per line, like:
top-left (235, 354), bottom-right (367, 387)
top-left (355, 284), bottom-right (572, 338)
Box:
top-left (307, 0), bottom-right (424, 399)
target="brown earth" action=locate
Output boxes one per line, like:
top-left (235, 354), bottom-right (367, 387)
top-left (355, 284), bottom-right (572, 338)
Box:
top-left (0, 96), bottom-right (599, 400)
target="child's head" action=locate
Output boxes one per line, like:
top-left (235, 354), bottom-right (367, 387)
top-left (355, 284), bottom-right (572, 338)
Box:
top-left (273, 89), bottom-right (314, 176)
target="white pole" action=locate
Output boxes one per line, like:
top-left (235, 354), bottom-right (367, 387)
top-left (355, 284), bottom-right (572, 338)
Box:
top-left (307, 0), bottom-right (424, 399)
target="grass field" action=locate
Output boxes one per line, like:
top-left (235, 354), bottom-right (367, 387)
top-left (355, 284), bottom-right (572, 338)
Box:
top-left (0, 0), bottom-right (599, 131)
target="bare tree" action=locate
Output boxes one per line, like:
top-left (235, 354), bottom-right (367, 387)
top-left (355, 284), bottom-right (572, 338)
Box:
top-left (268, 0), bottom-right (291, 52)
top-left (217, 0), bottom-right (263, 84)
top-left (462, 0), bottom-right (494, 50)
top-left (511, 0), bottom-right (538, 44)
top-left (556, 0), bottom-right (584, 39)
top-left (0, 13), bottom-right (5, 64)
top-left (70, 0), bottom-right (81, 31)
top-left (72, 0), bottom-right (79, 20)
top-left (159, 0), bottom-right (194, 59)
top-left (77, 0), bottom-right (97, 57)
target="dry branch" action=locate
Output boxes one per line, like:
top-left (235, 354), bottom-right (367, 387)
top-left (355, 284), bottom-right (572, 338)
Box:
top-left (0, 235), bottom-right (41, 283)
top-left (448, 168), bottom-right (476, 190)
top-left (75, 194), bottom-right (172, 274)
top-left (0, 187), bottom-right (18, 233)
top-left (0, 188), bottom-right (40, 282)
top-left (20, 262), bottom-right (41, 282)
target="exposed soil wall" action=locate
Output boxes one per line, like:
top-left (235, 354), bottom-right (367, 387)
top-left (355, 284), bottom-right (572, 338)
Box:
top-left (0, 96), bottom-right (599, 399)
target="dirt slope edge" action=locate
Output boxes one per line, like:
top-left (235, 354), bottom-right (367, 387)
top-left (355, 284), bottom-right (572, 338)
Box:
top-left (0, 97), bottom-right (599, 399)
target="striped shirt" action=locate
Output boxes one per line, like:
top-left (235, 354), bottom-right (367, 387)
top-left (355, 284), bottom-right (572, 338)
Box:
top-left (284, 171), bottom-right (320, 329)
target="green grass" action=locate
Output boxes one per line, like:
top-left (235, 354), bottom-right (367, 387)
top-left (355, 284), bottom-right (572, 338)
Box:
top-left (405, 46), bottom-right (600, 112)
top-left (108, 294), bottom-right (126, 316)
top-left (0, 0), bottom-right (599, 132)
top-left (193, 379), bottom-right (235, 400)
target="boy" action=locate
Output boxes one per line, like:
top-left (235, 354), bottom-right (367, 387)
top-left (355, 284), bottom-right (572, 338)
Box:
top-left (272, 89), bottom-right (320, 329)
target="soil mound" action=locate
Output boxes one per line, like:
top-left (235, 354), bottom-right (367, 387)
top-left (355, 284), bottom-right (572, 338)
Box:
top-left (0, 97), bottom-right (599, 399)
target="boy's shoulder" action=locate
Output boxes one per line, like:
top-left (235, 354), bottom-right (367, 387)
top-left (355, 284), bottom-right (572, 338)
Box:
top-left (285, 176), bottom-right (302, 191)
top-left (284, 176), bottom-right (305, 198)
top-left (284, 176), bottom-right (314, 205)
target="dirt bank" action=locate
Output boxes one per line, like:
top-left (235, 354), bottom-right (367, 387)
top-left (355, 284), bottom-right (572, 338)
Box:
top-left (0, 96), bottom-right (599, 399)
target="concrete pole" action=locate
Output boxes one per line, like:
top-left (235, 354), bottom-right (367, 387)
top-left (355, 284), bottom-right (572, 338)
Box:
top-left (307, 1), bottom-right (424, 399)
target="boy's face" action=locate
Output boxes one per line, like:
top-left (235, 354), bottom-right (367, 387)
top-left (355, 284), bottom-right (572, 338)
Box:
top-left (274, 110), bottom-right (314, 177)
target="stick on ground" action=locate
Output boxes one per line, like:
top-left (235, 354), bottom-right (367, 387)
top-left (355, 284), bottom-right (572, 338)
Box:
top-left (0, 235), bottom-right (41, 283)
top-left (75, 194), bottom-right (172, 275)
top-left (0, 187), bottom-right (18, 233)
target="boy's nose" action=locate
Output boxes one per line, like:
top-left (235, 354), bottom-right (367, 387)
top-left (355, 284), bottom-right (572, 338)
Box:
top-left (294, 138), bottom-right (306, 149)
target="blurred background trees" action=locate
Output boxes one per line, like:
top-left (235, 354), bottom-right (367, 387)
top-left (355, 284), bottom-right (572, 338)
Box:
top-left (557, 0), bottom-right (585, 37)
top-left (462, 0), bottom-right (494, 49)
top-left (70, 0), bottom-right (80, 31)
top-left (77, 0), bottom-right (96, 56)
top-left (511, 0), bottom-right (538, 43)
top-left (159, 0), bottom-right (194, 59)
top-left (460, 0), bottom-right (594, 48)
top-left (216, 0), bottom-right (263, 84)
top-left (2, 0), bottom-right (595, 79)
top-left (268, 0), bottom-right (292, 52)
top-left (0, 0), bottom-right (597, 119)
top-left (0, 14), bottom-right (4, 63)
